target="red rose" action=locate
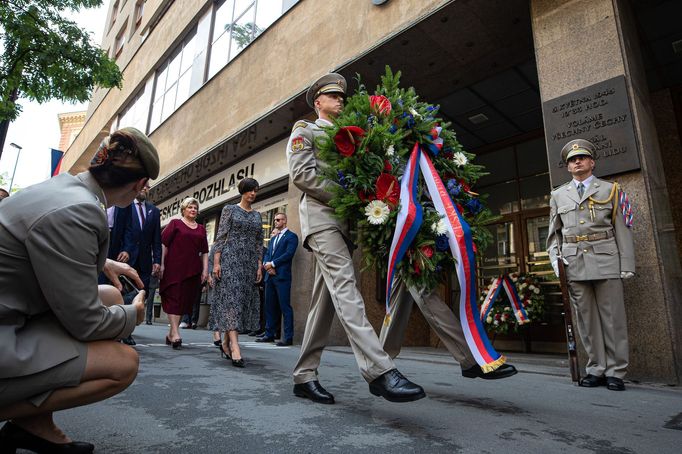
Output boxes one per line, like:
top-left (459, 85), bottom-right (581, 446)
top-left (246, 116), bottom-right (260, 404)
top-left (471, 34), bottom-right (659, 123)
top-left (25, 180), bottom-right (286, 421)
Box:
top-left (334, 126), bottom-right (366, 157)
top-left (413, 261), bottom-right (421, 275)
top-left (456, 203), bottom-right (465, 214)
top-left (420, 245), bottom-right (434, 259)
top-left (358, 190), bottom-right (375, 202)
top-left (369, 95), bottom-right (392, 116)
top-left (383, 160), bottom-right (392, 172)
top-left (375, 173), bottom-right (400, 206)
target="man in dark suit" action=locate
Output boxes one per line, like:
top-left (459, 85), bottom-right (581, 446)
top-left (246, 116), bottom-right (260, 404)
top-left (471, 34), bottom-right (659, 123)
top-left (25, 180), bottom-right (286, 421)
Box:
top-left (121, 184), bottom-right (162, 326)
top-left (121, 184), bottom-right (161, 289)
top-left (98, 206), bottom-right (131, 285)
top-left (257, 213), bottom-right (298, 346)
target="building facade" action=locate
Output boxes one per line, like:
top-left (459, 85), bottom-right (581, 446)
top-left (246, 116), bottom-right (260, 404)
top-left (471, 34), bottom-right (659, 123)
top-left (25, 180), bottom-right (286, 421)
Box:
top-left (62, 0), bottom-right (682, 384)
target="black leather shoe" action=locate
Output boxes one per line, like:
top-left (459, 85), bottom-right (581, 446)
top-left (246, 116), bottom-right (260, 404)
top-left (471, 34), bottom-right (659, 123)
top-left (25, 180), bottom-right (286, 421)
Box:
top-left (462, 363), bottom-right (518, 380)
top-left (145, 320), bottom-right (153, 325)
top-left (294, 381), bottom-right (335, 404)
top-left (0, 421), bottom-right (94, 453)
top-left (255, 337), bottom-right (275, 343)
top-left (579, 374), bottom-right (606, 387)
top-left (606, 376), bottom-right (625, 391)
top-left (121, 335), bottom-right (136, 346)
top-left (369, 369), bottom-right (426, 402)
top-left (276, 339), bottom-right (293, 346)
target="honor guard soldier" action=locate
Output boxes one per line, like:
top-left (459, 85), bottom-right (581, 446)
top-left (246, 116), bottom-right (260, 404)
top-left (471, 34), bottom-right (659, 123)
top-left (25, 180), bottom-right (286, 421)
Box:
top-left (547, 139), bottom-right (635, 391)
top-left (287, 73), bottom-right (425, 404)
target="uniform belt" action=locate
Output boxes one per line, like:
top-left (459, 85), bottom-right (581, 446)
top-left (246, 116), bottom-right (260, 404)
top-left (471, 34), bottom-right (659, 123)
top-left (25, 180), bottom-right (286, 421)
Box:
top-left (564, 230), bottom-right (614, 243)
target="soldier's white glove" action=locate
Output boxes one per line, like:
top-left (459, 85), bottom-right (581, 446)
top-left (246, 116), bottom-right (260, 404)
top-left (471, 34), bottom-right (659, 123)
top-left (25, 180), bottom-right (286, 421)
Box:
top-left (621, 271), bottom-right (635, 279)
top-left (551, 260), bottom-right (559, 277)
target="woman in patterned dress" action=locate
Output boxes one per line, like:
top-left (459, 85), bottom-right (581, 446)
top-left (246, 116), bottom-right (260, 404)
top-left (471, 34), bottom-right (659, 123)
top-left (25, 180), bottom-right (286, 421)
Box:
top-left (210, 178), bottom-right (263, 367)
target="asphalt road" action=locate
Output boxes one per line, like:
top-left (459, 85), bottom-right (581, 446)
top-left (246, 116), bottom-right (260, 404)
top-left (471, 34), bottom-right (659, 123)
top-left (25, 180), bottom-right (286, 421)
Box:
top-left (40, 324), bottom-right (682, 453)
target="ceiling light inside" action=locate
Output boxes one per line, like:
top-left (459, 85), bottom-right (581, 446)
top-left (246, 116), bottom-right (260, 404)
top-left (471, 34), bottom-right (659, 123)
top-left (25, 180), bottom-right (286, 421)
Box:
top-left (673, 39), bottom-right (682, 54)
top-left (468, 113), bottom-right (489, 125)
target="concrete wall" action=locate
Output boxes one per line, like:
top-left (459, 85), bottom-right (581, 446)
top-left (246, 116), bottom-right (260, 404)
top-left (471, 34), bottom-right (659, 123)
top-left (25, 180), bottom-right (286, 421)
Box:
top-left (531, 0), bottom-right (681, 383)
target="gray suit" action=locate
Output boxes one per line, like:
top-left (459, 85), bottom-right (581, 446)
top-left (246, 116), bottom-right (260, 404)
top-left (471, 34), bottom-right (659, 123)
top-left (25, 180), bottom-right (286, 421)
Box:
top-left (0, 172), bottom-right (137, 386)
top-left (547, 176), bottom-right (635, 378)
top-left (287, 118), bottom-right (394, 383)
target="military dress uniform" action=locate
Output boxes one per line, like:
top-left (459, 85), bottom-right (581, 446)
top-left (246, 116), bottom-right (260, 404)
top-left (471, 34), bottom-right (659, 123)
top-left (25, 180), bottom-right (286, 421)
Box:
top-left (287, 76), bottom-right (396, 386)
top-left (547, 140), bottom-right (635, 382)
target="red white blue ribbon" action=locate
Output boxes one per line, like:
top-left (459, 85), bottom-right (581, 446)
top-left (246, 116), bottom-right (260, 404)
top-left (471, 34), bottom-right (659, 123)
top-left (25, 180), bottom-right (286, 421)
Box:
top-left (384, 144), bottom-right (423, 323)
top-left (480, 275), bottom-right (530, 325)
top-left (618, 188), bottom-right (633, 228)
top-left (385, 142), bottom-right (505, 372)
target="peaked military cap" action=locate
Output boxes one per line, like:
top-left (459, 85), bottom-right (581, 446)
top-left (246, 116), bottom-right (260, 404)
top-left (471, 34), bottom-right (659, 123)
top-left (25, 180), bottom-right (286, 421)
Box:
top-left (306, 73), bottom-right (347, 108)
top-left (561, 139), bottom-right (595, 163)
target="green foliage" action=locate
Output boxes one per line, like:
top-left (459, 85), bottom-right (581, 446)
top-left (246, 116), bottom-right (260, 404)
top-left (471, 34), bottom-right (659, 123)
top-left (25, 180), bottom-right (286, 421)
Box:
top-left (316, 66), bottom-right (499, 294)
top-left (0, 0), bottom-right (122, 121)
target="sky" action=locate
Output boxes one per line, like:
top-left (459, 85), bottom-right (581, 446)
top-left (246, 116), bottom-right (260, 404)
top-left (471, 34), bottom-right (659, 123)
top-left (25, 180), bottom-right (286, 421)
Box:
top-left (0, 3), bottom-right (109, 191)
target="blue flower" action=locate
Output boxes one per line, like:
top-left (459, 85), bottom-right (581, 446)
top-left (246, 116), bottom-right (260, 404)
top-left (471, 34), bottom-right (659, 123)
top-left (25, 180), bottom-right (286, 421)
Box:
top-left (401, 112), bottom-right (416, 129)
top-left (426, 106), bottom-right (438, 112)
top-left (389, 124), bottom-right (398, 134)
top-left (367, 114), bottom-right (376, 126)
top-left (397, 99), bottom-right (404, 107)
top-left (337, 170), bottom-right (349, 189)
top-left (465, 198), bottom-right (483, 215)
top-left (447, 179), bottom-right (461, 196)
top-left (435, 234), bottom-right (449, 252)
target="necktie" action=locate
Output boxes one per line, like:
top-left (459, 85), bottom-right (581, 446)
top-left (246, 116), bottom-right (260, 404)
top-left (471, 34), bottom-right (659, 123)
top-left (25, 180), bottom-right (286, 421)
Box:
top-left (272, 233), bottom-right (280, 250)
top-left (577, 182), bottom-right (585, 199)
top-left (137, 202), bottom-right (146, 228)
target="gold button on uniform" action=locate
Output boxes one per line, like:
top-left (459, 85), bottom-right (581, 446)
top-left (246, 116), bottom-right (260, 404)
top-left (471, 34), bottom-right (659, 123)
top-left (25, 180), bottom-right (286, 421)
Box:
top-left (580, 206), bottom-right (584, 210)
top-left (583, 249), bottom-right (588, 253)
top-left (580, 220), bottom-right (585, 224)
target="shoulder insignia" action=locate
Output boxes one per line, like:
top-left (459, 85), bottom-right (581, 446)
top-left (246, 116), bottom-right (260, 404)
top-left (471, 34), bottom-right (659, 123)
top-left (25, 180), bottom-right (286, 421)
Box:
top-left (291, 136), bottom-right (305, 152)
top-left (292, 120), bottom-right (309, 131)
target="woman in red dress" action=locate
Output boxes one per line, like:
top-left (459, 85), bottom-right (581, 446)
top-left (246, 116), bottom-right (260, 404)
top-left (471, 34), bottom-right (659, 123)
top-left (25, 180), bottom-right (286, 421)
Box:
top-left (160, 197), bottom-right (209, 348)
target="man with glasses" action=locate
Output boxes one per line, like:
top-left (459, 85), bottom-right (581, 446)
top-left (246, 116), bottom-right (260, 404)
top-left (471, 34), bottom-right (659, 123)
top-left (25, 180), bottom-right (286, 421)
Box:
top-left (258, 213), bottom-right (299, 346)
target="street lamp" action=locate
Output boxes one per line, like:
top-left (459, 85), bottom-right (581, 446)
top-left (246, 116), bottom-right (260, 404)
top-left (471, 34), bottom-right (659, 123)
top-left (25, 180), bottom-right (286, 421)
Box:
top-left (8, 142), bottom-right (22, 193)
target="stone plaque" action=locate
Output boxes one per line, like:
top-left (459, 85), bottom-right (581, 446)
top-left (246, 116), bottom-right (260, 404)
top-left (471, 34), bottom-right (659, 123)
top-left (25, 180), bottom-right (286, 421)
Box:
top-left (542, 75), bottom-right (640, 187)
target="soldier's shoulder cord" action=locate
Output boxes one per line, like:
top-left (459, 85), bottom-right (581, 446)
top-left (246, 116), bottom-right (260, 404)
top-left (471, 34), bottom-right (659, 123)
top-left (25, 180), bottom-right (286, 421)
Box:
top-left (588, 181), bottom-right (619, 225)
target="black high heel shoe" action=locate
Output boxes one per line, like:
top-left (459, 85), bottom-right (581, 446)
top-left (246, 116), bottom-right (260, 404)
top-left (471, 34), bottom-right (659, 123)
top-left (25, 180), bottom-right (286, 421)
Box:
top-left (171, 338), bottom-right (182, 349)
top-left (232, 358), bottom-right (245, 368)
top-left (0, 421), bottom-right (94, 453)
top-left (213, 340), bottom-right (222, 347)
top-left (165, 336), bottom-right (172, 345)
top-left (219, 344), bottom-right (231, 360)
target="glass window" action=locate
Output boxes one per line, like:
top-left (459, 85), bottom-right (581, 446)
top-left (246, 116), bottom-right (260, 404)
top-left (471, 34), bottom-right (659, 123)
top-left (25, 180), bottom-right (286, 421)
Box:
top-left (479, 221), bottom-right (518, 281)
top-left (484, 180), bottom-right (519, 216)
top-left (255, 0), bottom-right (284, 37)
top-left (516, 137), bottom-right (548, 178)
top-left (520, 173), bottom-right (551, 210)
top-left (234, 0), bottom-right (254, 18)
top-left (229, 5), bottom-right (255, 61)
top-left (476, 146), bottom-right (515, 187)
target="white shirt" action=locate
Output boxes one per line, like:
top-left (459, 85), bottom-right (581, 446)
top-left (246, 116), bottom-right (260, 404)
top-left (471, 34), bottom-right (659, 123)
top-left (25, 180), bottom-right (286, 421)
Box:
top-left (573, 174), bottom-right (595, 192)
top-left (107, 206), bottom-right (116, 229)
top-left (268, 228), bottom-right (288, 267)
top-left (135, 200), bottom-right (146, 229)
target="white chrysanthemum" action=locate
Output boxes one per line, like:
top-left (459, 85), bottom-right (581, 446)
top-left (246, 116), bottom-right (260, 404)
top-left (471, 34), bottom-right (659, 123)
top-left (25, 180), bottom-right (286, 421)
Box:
top-left (452, 152), bottom-right (468, 167)
top-left (533, 287), bottom-right (540, 294)
top-left (486, 316), bottom-right (493, 324)
top-left (493, 320), bottom-right (499, 326)
top-left (385, 144), bottom-right (395, 156)
top-left (528, 285), bottom-right (535, 291)
top-left (409, 107), bottom-right (422, 119)
top-left (431, 218), bottom-right (447, 235)
top-left (504, 306), bottom-right (511, 311)
top-left (365, 200), bottom-right (390, 225)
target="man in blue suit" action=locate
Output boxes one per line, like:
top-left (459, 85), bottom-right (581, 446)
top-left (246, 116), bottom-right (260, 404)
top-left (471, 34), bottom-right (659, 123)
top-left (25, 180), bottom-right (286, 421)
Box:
top-left (97, 206), bottom-right (131, 284)
top-left (258, 213), bottom-right (298, 346)
top-left (121, 185), bottom-right (162, 325)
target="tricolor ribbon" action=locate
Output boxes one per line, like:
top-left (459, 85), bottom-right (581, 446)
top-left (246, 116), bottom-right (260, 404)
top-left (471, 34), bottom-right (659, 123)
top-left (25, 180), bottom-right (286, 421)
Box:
top-left (385, 142), bottom-right (505, 372)
top-left (480, 275), bottom-right (530, 325)
top-left (384, 145), bottom-right (423, 325)
top-left (618, 188), bottom-right (633, 228)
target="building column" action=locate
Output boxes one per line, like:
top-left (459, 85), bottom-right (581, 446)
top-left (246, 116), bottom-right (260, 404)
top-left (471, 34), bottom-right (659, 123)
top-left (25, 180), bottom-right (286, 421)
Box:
top-left (531, 0), bottom-right (682, 383)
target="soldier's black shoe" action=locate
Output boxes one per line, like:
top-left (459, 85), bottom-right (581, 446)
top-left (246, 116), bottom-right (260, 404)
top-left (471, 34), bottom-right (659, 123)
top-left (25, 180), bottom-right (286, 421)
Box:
top-left (0, 421), bottom-right (95, 453)
top-left (579, 374), bottom-right (606, 387)
top-left (369, 369), bottom-right (426, 402)
top-left (255, 336), bottom-right (275, 343)
top-left (462, 363), bottom-right (518, 380)
top-left (606, 377), bottom-right (625, 391)
top-left (121, 335), bottom-right (136, 346)
top-left (294, 381), bottom-right (335, 404)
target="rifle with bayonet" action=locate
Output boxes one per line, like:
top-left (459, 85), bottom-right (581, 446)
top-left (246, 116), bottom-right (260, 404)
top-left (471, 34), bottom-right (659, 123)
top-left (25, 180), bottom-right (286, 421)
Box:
top-left (556, 246), bottom-right (581, 384)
